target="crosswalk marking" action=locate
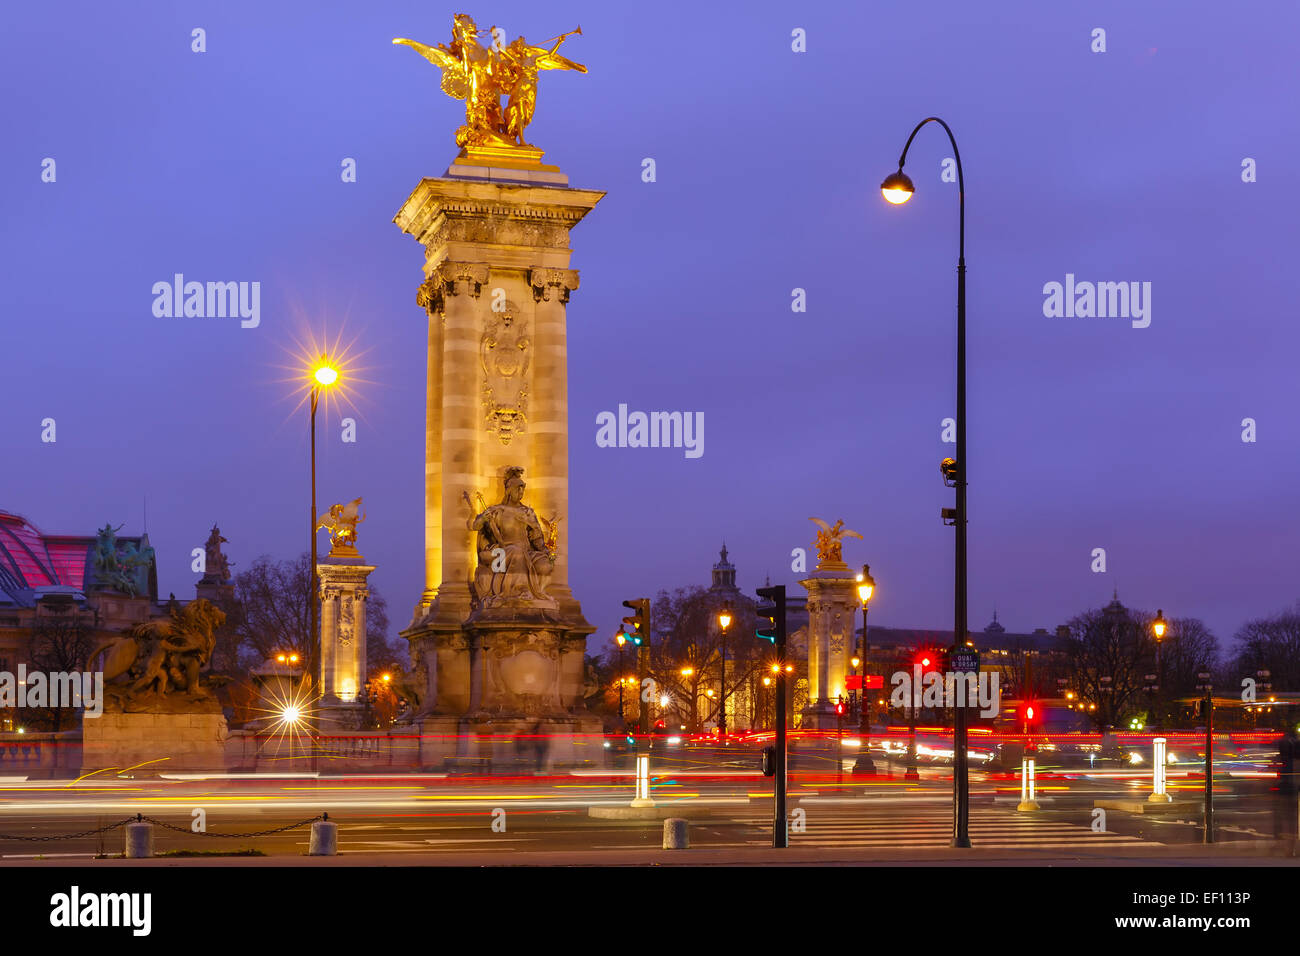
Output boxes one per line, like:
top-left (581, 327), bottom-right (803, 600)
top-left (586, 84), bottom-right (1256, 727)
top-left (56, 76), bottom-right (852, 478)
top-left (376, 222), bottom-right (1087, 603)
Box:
top-left (713, 811), bottom-right (1162, 848)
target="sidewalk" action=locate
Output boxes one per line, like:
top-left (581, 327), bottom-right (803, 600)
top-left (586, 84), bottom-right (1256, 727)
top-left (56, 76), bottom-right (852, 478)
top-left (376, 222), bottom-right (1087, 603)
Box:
top-left (2, 841), bottom-right (1295, 867)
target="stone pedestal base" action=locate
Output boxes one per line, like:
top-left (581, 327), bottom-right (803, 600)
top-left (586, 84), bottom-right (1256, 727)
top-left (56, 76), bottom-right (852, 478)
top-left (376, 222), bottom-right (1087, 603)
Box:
top-left (414, 712), bottom-right (603, 772)
top-left (317, 701), bottom-right (365, 732)
top-left (83, 712), bottom-right (229, 772)
top-left (402, 604), bottom-right (595, 720)
top-left (800, 703), bottom-right (841, 731)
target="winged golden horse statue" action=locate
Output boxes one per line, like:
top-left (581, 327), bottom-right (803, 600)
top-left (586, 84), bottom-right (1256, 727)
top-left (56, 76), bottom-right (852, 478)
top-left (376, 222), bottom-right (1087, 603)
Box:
top-left (393, 14), bottom-right (585, 152)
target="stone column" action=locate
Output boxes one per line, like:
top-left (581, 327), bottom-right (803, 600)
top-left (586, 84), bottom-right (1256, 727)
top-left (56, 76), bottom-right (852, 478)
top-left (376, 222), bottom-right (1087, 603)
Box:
top-left (529, 267), bottom-right (580, 610)
top-left (319, 586), bottom-right (337, 701)
top-left (394, 169), bottom-right (604, 764)
top-left (800, 565), bottom-right (859, 730)
top-left (416, 278), bottom-right (445, 616)
top-left (434, 261), bottom-right (487, 628)
top-left (317, 553), bottom-right (376, 730)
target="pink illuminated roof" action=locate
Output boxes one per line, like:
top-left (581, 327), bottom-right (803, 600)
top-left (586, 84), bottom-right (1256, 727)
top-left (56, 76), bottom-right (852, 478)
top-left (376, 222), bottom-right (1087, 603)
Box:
top-left (0, 512), bottom-right (91, 592)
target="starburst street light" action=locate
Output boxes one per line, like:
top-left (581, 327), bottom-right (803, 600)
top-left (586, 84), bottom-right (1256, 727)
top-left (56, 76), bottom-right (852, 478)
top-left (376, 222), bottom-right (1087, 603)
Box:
top-left (307, 353), bottom-right (341, 707)
top-left (313, 362), bottom-right (339, 387)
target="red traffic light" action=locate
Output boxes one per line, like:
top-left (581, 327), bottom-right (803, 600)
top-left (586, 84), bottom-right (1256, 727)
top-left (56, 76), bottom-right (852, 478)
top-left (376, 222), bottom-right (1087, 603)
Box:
top-left (913, 648), bottom-right (942, 673)
top-left (1020, 701), bottom-right (1039, 728)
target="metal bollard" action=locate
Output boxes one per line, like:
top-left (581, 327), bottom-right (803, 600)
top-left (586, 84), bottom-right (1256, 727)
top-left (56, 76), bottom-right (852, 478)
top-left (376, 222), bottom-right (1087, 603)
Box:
top-left (125, 816), bottom-right (153, 858)
top-left (662, 817), bottom-right (689, 850)
top-left (1148, 737), bottom-right (1173, 802)
top-left (309, 812), bottom-right (337, 856)
top-left (1017, 755), bottom-right (1041, 812)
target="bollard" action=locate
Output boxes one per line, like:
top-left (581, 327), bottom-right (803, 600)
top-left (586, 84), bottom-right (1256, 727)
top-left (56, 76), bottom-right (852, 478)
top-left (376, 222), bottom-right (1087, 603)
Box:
top-left (1017, 754), bottom-right (1040, 811)
top-left (1148, 737), bottom-right (1173, 802)
top-left (308, 812), bottom-right (337, 856)
top-left (124, 816), bottom-right (153, 858)
top-left (662, 817), bottom-right (689, 850)
top-left (630, 753), bottom-right (655, 808)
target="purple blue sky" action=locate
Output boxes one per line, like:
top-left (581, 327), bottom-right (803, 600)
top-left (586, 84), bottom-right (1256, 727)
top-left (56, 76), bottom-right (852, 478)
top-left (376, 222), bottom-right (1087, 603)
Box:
top-left (2, 1), bottom-right (1297, 652)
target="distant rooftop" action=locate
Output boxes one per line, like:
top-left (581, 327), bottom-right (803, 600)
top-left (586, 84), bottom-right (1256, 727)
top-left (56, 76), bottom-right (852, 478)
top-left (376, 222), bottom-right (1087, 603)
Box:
top-left (0, 510), bottom-right (154, 607)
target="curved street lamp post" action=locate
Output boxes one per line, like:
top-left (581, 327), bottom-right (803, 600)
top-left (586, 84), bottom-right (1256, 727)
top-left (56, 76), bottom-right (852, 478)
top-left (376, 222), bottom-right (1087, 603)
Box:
top-left (881, 116), bottom-right (971, 847)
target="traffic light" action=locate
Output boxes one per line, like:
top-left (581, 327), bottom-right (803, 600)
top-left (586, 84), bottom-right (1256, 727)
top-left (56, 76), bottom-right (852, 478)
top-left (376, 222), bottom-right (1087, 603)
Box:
top-left (914, 647), bottom-right (944, 674)
top-left (1020, 700), bottom-right (1038, 732)
top-left (755, 586), bottom-right (785, 644)
top-left (622, 599), bottom-right (648, 645)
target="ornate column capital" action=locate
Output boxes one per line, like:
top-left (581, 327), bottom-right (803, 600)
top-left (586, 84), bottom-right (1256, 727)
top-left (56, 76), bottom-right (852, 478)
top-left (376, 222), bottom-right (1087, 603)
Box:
top-left (416, 276), bottom-right (445, 318)
top-left (529, 267), bottom-right (580, 304)
top-left (440, 261), bottom-right (489, 297)
top-left (419, 262), bottom-right (490, 317)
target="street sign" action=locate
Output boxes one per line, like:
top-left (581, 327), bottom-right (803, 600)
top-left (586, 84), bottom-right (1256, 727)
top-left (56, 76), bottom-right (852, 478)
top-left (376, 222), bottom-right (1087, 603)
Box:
top-left (951, 650), bottom-right (980, 674)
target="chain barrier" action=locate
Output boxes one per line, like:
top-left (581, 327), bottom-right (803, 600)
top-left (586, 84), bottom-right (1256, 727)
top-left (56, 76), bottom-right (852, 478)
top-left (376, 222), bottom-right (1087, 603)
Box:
top-left (0, 816), bottom-right (139, 842)
top-left (141, 812), bottom-right (327, 838)
top-left (0, 812), bottom-right (328, 842)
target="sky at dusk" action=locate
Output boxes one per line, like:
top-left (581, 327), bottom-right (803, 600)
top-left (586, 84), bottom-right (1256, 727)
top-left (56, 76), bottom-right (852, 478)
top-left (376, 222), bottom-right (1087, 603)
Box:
top-left (2, 1), bottom-right (1297, 653)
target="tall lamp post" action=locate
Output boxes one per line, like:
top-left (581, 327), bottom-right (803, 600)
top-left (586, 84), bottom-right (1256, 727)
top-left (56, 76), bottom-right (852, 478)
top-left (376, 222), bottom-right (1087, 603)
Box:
top-left (615, 627), bottom-right (628, 726)
top-left (309, 359), bottom-right (339, 697)
top-left (1151, 610), bottom-right (1167, 727)
top-left (717, 601), bottom-right (733, 743)
top-left (854, 565), bottom-right (876, 774)
top-left (881, 116), bottom-right (971, 847)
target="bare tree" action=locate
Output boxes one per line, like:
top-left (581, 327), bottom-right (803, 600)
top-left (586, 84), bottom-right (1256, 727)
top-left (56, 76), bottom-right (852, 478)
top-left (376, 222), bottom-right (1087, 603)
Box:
top-left (602, 587), bottom-right (765, 734)
top-left (1060, 605), bottom-right (1149, 731)
top-left (1230, 604), bottom-right (1300, 692)
top-left (232, 553), bottom-right (390, 679)
top-left (25, 597), bottom-right (95, 731)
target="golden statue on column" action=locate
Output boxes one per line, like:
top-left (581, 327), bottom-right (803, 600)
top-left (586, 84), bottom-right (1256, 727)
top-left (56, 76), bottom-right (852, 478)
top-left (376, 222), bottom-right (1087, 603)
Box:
top-left (394, 14), bottom-right (585, 156)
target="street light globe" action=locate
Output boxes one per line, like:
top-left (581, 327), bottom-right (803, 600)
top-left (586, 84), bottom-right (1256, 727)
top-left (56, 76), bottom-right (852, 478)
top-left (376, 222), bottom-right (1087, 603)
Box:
top-left (1152, 609), bottom-right (1167, 640)
top-left (313, 363), bottom-right (339, 387)
top-left (880, 170), bottom-right (915, 205)
top-left (851, 656), bottom-right (861, 669)
top-left (856, 564), bottom-right (876, 604)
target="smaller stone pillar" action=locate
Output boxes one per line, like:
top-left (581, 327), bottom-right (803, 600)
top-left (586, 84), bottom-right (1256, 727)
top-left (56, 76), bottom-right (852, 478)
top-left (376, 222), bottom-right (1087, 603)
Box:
top-left (799, 522), bottom-right (863, 731)
top-left (317, 534), bottom-right (376, 731)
